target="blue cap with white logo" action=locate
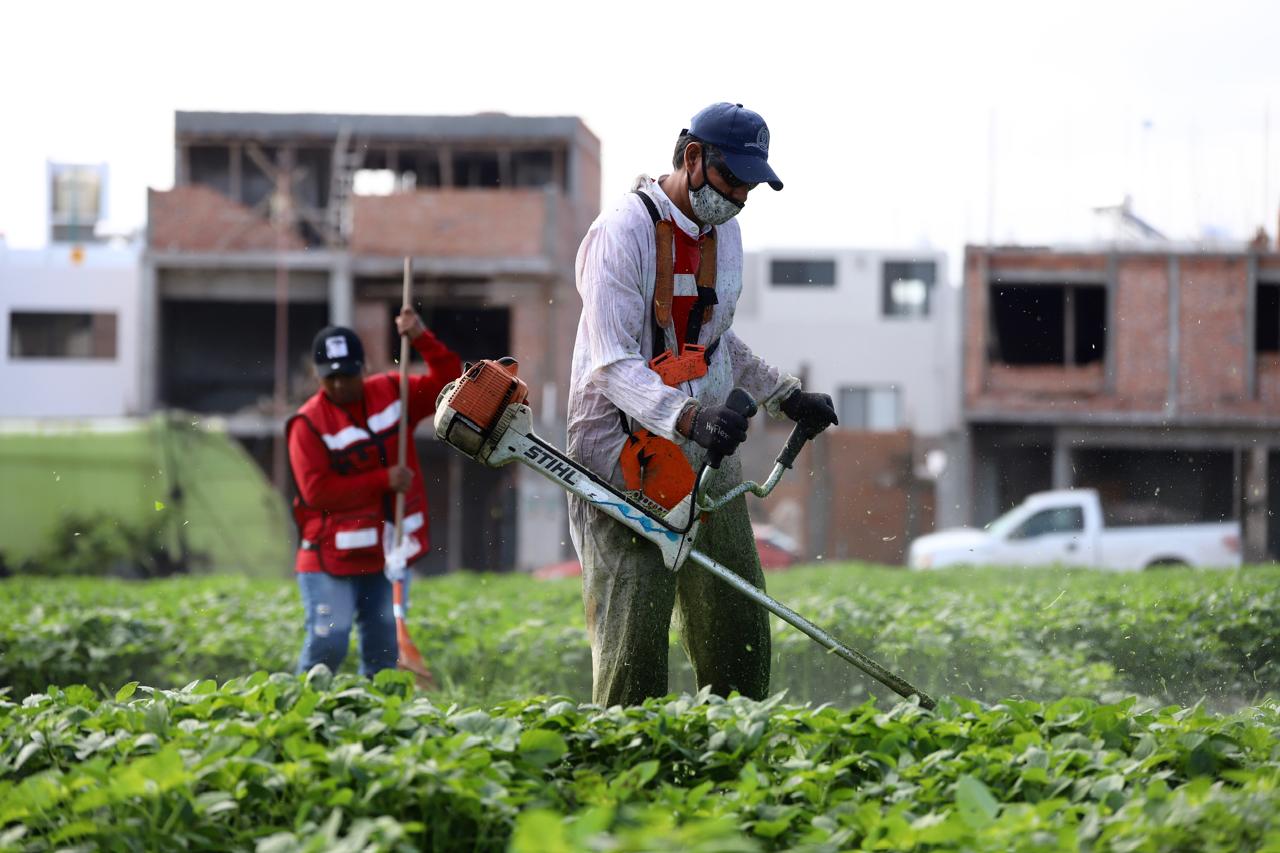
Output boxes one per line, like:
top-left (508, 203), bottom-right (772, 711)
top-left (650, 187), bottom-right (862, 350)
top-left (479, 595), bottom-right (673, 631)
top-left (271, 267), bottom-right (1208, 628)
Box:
top-left (687, 102), bottom-right (783, 191)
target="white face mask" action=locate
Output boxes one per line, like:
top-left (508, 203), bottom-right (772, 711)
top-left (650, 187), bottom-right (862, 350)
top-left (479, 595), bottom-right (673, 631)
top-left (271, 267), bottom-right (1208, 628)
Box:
top-left (688, 153), bottom-right (743, 226)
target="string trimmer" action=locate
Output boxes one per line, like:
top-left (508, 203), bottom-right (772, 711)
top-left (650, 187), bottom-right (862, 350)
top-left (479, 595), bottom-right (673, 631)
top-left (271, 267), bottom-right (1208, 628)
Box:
top-left (433, 358), bottom-right (936, 709)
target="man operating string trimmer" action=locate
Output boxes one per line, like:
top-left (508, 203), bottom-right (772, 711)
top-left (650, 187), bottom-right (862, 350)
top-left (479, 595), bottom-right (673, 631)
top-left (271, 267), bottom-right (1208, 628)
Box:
top-left (567, 103), bottom-right (840, 706)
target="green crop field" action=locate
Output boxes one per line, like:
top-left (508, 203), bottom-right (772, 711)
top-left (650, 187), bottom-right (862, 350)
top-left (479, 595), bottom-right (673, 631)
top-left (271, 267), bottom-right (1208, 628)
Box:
top-left (1, 565), bottom-right (1277, 851)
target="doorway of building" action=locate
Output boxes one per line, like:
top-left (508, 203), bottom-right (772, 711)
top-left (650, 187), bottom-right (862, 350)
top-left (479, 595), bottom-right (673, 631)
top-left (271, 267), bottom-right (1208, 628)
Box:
top-left (1072, 448), bottom-right (1235, 526)
top-left (160, 299), bottom-right (327, 412)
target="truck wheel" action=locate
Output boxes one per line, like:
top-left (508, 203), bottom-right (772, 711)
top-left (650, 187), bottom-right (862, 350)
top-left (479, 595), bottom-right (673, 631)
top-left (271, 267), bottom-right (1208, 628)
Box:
top-left (1144, 557), bottom-right (1187, 570)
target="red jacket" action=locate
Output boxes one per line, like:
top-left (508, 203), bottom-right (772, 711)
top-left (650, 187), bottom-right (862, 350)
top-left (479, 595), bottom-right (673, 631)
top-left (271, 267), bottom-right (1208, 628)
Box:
top-left (286, 330), bottom-right (461, 575)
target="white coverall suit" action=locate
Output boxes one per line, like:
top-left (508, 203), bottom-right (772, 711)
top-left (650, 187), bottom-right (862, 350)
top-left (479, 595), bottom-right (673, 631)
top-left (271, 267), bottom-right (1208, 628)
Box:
top-left (566, 175), bottom-right (799, 707)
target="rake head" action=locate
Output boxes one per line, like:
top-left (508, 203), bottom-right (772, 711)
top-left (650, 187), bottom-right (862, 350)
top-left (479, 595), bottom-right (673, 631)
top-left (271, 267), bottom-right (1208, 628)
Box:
top-left (393, 579), bottom-right (435, 690)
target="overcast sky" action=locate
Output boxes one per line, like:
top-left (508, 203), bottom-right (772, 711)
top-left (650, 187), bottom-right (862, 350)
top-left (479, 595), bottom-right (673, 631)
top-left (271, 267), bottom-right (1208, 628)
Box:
top-left (4, 0), bottom-right (1279, 268)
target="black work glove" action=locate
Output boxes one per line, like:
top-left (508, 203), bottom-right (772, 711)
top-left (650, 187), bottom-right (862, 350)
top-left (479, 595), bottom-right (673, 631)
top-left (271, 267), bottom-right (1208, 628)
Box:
top-left (780, 389), bottom-right (839, 435)
top-left (688, 402), bottom-right (750, 460)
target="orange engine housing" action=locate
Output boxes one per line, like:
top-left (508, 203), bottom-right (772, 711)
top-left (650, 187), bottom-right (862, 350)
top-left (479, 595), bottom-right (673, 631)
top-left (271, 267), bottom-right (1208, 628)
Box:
top-left (448, 358), bottom-right (529, 433)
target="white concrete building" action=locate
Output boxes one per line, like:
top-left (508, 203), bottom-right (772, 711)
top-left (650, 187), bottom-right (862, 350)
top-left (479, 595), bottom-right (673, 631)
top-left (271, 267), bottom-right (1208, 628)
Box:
top-left (734, 248), bottom-right (966, 526)
top-left (0, 242), bottom-right (142, 418)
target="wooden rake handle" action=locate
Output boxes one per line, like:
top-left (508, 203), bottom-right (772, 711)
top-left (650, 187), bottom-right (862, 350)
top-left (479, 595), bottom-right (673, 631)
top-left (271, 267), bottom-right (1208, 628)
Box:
top-left (393, 257), bottom-right (412, 546)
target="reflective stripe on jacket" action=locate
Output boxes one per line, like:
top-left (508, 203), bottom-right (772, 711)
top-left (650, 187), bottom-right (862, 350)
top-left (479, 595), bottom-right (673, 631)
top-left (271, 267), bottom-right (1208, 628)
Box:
top-left (286, 330), bottom-right (461, 575)
top-left (288, 375), bottom-right (430, 575)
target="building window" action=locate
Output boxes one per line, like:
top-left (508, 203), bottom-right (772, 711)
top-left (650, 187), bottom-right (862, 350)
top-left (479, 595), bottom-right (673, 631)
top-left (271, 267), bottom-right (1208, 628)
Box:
top-left (882, 260), bottom-right (936, 317)
top-left (512, 149), bottom-right (557, 187)
top-left (770, 259), bottom-right (836, 287)
top-left (1256, 283), bottom-right (1280, 353)
top-left (399, 150), bottom-right (442, 188)
top-left (8, 312), bottom-right (117, 360)
top-left (452, 151), bottom-right (502, 188)
top-left (353, 169), bottom-right (411, 196)
top-left (240, 145), bottom-right (278, 210)
top-left (837, 386), bottom-right (900, 430)
top-left (188, 145), bottom-right (232, 197)
top-left (989, 282), bottom-right (1107, 366)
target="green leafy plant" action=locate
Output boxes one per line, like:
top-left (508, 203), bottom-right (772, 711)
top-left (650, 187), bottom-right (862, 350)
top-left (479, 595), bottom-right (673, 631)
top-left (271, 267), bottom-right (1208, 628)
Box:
top-left (0, 675), bottom-right (1276, 852)
top-left (2, 565), bottom-right (1275, 710)
top-left (0, 565), bottom-right (1277, 851)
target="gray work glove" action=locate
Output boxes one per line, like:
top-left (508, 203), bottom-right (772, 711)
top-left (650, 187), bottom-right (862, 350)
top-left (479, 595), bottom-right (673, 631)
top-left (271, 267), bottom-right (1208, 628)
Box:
top-left (780, 389), bottom-right (839, 435)
top-left (688, 402), bottom-right (750, 461)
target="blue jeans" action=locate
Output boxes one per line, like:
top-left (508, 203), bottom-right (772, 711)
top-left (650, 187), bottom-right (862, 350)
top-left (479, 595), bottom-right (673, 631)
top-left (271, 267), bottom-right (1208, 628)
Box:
top-left (296, 571), bottom-right (410, 676)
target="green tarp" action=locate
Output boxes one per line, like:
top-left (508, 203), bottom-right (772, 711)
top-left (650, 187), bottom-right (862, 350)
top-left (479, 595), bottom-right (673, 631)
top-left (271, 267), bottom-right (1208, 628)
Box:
top-left (0, 415), bottom-right (291, 577)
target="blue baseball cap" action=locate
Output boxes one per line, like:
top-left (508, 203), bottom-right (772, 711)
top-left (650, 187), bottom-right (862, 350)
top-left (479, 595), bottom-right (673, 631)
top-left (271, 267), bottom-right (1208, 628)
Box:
top-left (687, 102), bottom-right (783, 191)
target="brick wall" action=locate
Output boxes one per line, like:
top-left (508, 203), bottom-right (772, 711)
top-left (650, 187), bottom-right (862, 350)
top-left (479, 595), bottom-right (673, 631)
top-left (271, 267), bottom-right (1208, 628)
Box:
top-left (1259, 357), bottom-right (1280, 405)
top-left (353, 300), bottom-right (393, 373)
top-left (571, 129), bottom-right (603, 247)
top-left (350, 190), bottom-right (550, 257)
top-left (990, 254), bottom-right (1108, 276)
top-left (1177, 257), bottom-right (1248, 409)
top-left (741, 423), bottom-right (931, 566)
top-left (821, 430), bottom-right (931, 564)
top-left (1113, 256), bottom-right (1170, 403)
top-left (965, 247), bottom-right (1280, 421)
top-left (986, 363), bottom-right (1105, 396)
top-left (148, 186), bottom-right (305, 253)
top-left (963, 251), bottom-right (989, 402)
top-left (351, 190), bottom-right (548, 258)
top-left (491, 280), bottom-right (560, 421)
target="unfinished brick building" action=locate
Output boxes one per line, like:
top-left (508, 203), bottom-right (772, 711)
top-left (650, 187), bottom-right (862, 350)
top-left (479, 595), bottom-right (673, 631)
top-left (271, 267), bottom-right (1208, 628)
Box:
top-left (142, 111), bottom-right (601, 572)
top-left (961, 244), bottom-right (1280, 560)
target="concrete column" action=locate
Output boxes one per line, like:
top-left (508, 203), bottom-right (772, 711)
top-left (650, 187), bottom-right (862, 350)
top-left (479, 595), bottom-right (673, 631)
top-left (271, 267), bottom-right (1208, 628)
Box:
top-left (1063, 288), bottom-right (1076, 366)
top-left (175, 143), bottom-right (189, 186)
top-left (328, 255), bottom-right (354, 326)
top-left (138, 260), bottom-right (160, 412)
top-left (934, 429), bottom-right (969, 529)
top-left (1051, 430), bottom-right (1073, 490)
top-left (557, 143), bottom-right (571, 194)
top-left (974, 441), bottom-right (1001, 526)
top-left (229, 143), bottom-right (243, 204)
top-left (515, 464), bottom-right (567, 571)
top-left (1166, 256), bottom-right (1181, 416)
top-left (498, 148), bottom-right (512, 187)
top-left (807, 433), bottom-right (831, 559)
top-left (543, 186), bottom-right (559, 262)
top-left (1243, 445), bottom-right (1269, 563)
top-left (438, 147), bottom-right (454, 187)
top-left (1104, 253), bottom-right (1118, 392)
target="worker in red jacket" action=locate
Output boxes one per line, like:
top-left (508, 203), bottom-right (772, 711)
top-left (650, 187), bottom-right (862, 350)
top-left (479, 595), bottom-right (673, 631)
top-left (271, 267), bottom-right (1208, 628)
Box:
top-left (287, 308), bottom-right (461, 675)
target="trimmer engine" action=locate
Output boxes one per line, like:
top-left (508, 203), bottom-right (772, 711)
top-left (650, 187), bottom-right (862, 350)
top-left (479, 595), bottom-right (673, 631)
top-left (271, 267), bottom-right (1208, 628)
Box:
top-left (434, 358), bottom-right (528, 463)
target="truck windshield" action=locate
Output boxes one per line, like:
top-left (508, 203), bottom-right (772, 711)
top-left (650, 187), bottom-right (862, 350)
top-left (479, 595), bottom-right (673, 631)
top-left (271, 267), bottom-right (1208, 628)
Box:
top-left (984, 505), bottom-right (1025, 538)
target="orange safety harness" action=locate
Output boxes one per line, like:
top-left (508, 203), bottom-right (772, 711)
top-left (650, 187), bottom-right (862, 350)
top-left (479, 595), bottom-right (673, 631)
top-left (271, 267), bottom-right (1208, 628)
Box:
top-left (618, 191), bottom-right (720, 510)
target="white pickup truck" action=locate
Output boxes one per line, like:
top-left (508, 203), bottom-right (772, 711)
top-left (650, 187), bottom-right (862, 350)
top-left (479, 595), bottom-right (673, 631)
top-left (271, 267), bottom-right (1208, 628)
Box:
top-left (907, 488), bottom-right (1242, 571)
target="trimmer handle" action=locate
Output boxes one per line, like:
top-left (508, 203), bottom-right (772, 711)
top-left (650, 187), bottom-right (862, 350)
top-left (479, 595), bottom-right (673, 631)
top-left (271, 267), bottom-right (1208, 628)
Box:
top-left (704, 388), bottom-right (758, 470)
top-left (725, 387), bottom-right (758, 418)
top-left (776, 423), bottom-right (815, 470)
